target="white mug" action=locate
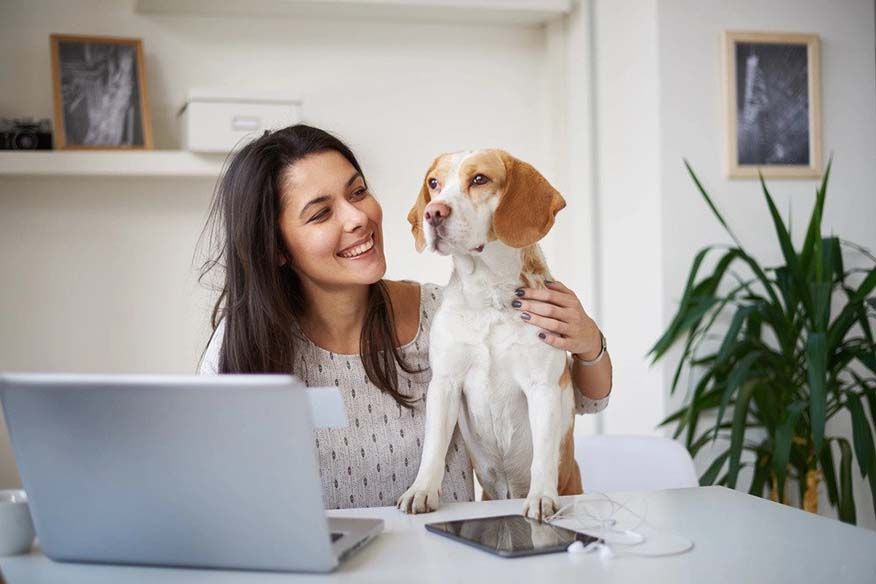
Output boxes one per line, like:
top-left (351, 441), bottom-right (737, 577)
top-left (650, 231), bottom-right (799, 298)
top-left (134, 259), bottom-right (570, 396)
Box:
top-left (0, 489), bottom-right (35, 555)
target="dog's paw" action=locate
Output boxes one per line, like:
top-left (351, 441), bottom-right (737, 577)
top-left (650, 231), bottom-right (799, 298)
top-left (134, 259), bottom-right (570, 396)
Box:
top-left (396, 484), bottom-right (441, 514)
top-left (522, 493), bottom-right (559, 522)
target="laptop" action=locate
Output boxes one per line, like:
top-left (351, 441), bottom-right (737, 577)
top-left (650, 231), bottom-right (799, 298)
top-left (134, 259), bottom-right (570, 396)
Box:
top-left (0, 372), bottom-right (383, 572)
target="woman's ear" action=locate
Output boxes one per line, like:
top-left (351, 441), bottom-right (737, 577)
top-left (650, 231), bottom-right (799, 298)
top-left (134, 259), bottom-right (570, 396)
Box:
top-left (277, 245), bottom-right (292, 268)
top-left (407, 171), bottom-right (433, 253)
top-left (493, 151), bottom-right (566, 248)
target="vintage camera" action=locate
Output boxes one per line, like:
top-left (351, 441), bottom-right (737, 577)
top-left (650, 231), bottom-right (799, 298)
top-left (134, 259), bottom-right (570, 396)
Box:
top-left (0, 118), bottom-right (53, 150)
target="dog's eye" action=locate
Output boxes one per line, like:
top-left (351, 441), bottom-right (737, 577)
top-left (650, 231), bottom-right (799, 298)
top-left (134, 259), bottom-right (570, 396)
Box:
top-left (428, 178), bottom-right (439, 190)
top-left (471, 174), bottom-right (490, 186)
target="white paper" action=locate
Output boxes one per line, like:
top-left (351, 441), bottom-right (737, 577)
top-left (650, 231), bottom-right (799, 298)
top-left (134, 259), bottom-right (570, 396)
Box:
top-left (306, 386), bottom-right (347, 429)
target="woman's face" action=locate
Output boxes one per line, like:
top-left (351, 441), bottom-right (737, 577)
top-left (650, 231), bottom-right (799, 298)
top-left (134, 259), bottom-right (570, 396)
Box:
top-left (278, 150), bottom-right (386, 290)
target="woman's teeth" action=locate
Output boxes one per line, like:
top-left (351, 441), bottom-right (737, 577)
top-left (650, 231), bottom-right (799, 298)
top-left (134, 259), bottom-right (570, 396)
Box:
top-left (338, 235), bottom-right (374, 259)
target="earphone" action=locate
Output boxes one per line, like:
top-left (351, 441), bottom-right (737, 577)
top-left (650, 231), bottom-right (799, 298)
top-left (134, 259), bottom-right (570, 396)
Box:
top-left (551, 490), bottom-right (695, 560)
top-left (566, 539), bottom-right (615, 561)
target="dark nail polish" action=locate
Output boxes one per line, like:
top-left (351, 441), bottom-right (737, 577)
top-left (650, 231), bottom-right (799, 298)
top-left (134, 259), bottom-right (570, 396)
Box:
top-left (521, 312), bottom-right (531, 320)
top-left (515, 288), bottom-right (524, 297)
top-left (545, 280), bottom-right (554, 285)
top-left (538, 332), bottom-right (546, 339)
top-left (511, 300), bottom-right (522, 308)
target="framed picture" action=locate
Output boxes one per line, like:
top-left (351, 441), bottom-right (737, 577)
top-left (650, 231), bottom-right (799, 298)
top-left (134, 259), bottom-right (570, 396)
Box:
top-left (723, 31), bottom-right (821, 178)
top-left (50, 34), bottom-right (153, 150)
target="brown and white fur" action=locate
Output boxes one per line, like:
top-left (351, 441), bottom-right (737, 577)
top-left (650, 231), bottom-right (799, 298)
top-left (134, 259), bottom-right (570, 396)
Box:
top-left (396, 149), bottom-right (582, 521)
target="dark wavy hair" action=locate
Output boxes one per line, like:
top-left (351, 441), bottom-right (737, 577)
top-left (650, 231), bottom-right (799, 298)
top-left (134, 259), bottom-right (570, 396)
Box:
top-left (197, 124), bottom-right (419, 407)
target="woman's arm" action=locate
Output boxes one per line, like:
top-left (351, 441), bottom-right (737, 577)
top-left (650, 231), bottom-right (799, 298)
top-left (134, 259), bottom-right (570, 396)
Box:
top-left (511, 281), bottom-right (613, 407)
top-left (571, 350), bottom-right (612, 400)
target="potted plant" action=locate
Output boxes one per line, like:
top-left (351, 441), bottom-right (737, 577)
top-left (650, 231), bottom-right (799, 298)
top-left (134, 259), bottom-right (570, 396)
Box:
top-left (649, 159), bottom-right (876, 524)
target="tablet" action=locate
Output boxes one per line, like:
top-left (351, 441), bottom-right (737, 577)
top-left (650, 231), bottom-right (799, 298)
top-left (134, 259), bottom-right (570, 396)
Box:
top-left (425, 514), bottom-right (602, 558)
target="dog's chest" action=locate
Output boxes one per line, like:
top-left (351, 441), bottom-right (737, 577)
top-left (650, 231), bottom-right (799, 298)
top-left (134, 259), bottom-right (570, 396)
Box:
top-left (437, 294), bottom-right (530, 353)
top-left (433, 290), bottom-right (563, 497)
top-left (454, 320), bottom-right (535, 497)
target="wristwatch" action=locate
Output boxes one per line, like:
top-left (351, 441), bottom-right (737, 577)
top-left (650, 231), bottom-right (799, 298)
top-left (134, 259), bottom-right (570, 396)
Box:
top-left (572, 331), bottom-right (606, 366)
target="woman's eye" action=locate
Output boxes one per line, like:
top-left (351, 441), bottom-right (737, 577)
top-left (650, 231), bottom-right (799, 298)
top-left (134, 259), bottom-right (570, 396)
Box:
top-left (471, 174), bottom-right (490, 186)
top-left (428, 178), bottom-right (438, 189)
top-left (352, 188), bottom-right (368, 199)
top-left (310, 209), bottom-right (329, 222)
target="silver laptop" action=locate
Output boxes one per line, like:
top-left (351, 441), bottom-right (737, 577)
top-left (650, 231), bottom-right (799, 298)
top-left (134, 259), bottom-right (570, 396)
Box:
top-left (0, 372), bottom-right (382, 572)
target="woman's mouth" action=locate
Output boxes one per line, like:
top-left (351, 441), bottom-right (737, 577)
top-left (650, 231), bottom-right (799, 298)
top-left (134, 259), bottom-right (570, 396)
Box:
top-left (337, 234), bottom-right (375, 259)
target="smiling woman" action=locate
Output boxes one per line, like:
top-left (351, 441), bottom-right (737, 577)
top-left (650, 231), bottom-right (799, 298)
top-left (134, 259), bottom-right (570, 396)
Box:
top-left (279, 150), bottom-right (385, 291)
top-left (195, 125), bottom-right (475, 508)
top-left (195, 125), bottom-right (609, 510)
top-left (197, 125), bottom-right (426, 401)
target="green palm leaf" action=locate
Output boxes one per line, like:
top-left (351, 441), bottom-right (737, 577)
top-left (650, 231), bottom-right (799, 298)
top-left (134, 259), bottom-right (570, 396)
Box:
top-left (807, 332), bottom-right (827, 454)
top-left (726, 382), bottom-right (756, 488)
top-left (836, 438), bottom-right (857, 524)
top-left (652, 159), bottom-right (876, 524)
top-left (772, 401), bottom-right (806, 500)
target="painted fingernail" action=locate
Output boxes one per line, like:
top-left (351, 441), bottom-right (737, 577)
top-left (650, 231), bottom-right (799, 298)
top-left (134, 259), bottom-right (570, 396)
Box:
top-left (515, 288), bottom-right (524, 297)
top-left (546, 280), bottom-right (555, 284)
top-left (511, 300), bottom-right (522, 308)
top-left (520, 312), bottom-right (531, 320)
top-left (538, 332), bottom-right (546, 339)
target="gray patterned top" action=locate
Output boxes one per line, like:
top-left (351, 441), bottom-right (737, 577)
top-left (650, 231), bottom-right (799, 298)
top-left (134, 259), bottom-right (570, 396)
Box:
top-left (199, 282), bottom-right (609, 509)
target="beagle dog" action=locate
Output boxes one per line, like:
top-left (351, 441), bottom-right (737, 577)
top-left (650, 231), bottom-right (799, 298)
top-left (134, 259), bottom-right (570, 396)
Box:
top-left (397, 149), bottom-right (582, 521)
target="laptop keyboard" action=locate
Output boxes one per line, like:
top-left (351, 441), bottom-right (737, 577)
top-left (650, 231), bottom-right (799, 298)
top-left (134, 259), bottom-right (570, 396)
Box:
top-left (331, 532), bottom-right (344, 543)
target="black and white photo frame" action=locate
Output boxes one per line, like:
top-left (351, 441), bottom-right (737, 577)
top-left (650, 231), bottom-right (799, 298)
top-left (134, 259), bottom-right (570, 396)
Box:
top-left (723, 31), bottom-right (821, 178)
top-left (50, 34), bottom-right (153, 150)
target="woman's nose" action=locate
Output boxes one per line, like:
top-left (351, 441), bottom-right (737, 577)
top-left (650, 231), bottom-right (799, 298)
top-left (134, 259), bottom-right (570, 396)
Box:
top-left (424, 202), bottom-right (451, 226)
top-left (342, 199), bottom-right (369, 230)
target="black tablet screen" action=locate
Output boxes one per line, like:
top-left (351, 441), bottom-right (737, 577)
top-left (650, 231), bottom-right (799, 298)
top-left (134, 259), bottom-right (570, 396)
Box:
top-left (425, 514), bottom-right (601, 558)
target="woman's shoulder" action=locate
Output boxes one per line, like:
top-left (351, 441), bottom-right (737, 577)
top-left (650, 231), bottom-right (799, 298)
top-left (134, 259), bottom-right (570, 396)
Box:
top-left (384, 280), bottom-right (445, 344)
top-left (383, 279), bottom-right (420, 306)
top-left (386, 278), bottom-right (444, 296)
top-left (385, 279), bottom-right (444, 313)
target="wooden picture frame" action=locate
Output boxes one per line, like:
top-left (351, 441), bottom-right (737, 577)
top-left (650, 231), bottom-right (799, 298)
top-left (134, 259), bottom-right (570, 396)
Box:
top-left (50, 34), bottom-right (153, 150)
top-left (723, 31), bottom-right (821, 178)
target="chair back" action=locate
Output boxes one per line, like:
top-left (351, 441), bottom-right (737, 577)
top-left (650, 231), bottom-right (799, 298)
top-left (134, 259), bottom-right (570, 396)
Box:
top-left (574, 434), bottom-right (698, 492)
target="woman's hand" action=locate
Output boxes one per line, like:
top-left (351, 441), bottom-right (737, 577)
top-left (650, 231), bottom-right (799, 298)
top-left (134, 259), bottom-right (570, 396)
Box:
top-left (512, 281), bottom-right (602, 359)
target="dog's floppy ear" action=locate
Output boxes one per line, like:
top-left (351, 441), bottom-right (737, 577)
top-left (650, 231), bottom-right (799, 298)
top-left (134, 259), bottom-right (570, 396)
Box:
top-left (493, 151), bottom-right (566, 248)
top-left (407, 163), bottom-right (436, 253)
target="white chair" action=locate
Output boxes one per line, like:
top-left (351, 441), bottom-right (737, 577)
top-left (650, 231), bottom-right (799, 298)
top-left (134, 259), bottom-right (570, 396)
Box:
top-left (574, 434), bottom-right (698, 493)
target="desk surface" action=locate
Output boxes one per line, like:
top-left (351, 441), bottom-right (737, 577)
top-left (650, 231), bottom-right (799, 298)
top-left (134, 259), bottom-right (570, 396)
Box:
top-left (2, 486), bottom-right (874, 583)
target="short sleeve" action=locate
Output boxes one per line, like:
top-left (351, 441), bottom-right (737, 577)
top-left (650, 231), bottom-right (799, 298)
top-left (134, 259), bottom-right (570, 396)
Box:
top-left (419, 282), bottom-right (445, 320)
top-left (574, 387), bottom-right (610, 414)
top-left (198, 319), bottom-right (226, 375)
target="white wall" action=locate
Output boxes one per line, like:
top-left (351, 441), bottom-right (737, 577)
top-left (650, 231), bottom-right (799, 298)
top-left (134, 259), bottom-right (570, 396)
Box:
top-left (0, 0), bottom-right (564, 486)
top-left (591, 0), bottom-right (666, 437)
top-left (656, 0), bottom-right (876, 528)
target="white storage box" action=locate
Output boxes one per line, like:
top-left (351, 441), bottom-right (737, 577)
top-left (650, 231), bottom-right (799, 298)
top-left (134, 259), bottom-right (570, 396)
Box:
top-left (178, 90), bottom-right (302, 153)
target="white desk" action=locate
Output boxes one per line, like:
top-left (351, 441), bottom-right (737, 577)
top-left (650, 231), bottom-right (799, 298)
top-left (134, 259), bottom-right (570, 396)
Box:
top-left (1, 486), bottom-right (874, 583)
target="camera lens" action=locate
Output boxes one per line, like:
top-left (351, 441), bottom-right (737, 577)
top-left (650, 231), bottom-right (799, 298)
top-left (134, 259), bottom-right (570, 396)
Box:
top-left (13, 132), bottom-right (37, 150)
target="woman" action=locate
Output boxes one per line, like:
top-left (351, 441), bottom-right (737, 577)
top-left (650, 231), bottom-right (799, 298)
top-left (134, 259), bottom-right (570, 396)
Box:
top-left (198, 125), bottom-right (613, 509)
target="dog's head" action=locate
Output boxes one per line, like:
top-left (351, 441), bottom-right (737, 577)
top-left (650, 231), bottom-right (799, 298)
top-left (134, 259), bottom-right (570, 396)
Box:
top-left (407, 150), bottom-right (566, 255)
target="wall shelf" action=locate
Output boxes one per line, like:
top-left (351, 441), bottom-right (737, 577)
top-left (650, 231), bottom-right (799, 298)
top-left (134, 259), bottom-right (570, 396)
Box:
top-left (0, 151), bottom-right (228, 178)
top-left (134, 0), bottom-right (572, 25)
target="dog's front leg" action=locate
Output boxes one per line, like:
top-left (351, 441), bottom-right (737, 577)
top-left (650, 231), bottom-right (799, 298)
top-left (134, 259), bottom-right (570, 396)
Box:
top-left (521, 385), bottom-right (563, 521)
top-left (397, 372), bottom-right (463, 514)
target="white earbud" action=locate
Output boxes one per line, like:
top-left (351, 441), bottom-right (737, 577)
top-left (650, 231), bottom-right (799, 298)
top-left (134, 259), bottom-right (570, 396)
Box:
top-left (550, 491), bottom-right (695, 560)
top-left (598, 542), bottom-right (615, 562)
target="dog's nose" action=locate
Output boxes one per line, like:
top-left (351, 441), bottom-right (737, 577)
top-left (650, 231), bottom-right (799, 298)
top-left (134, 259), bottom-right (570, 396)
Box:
top-left (424, 202), bottom-right (451, 226)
